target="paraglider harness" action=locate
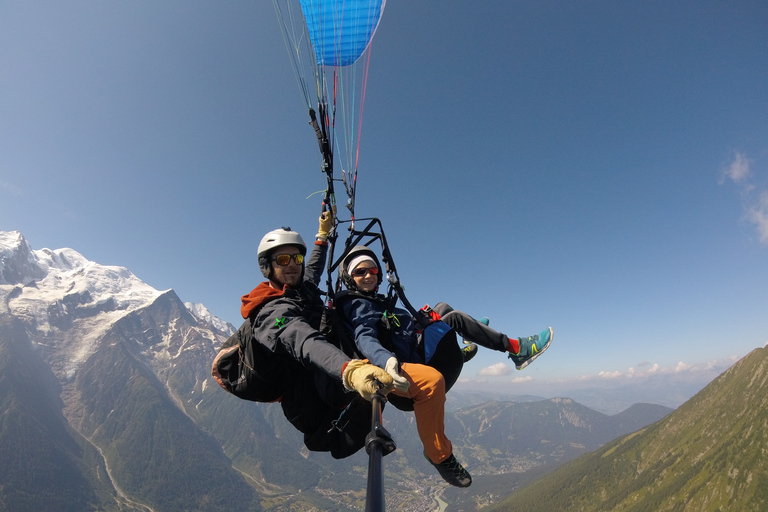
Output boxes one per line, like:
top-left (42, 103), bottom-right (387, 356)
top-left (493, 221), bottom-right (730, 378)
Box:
top-left (310, 108), bottom-right (442, 357)
top-left (322, 218), bottom-right (466, 511)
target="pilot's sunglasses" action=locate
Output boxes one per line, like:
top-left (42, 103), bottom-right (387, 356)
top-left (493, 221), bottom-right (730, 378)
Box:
top-left (272, 253), bottom-right (304, 266)
top-left (350, 266), bottom-right (379, 276)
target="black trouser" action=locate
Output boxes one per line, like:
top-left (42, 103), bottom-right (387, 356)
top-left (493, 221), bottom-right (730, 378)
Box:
top-left (432, 302), bottom-right (509, 352)
top-left (280, 366), bottom-right (373, 459)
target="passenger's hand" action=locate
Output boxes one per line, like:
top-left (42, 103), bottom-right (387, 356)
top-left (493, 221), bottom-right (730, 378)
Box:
top-left (317, 208), bottom-right (335, 241)
top-left (343, 360), bottom-right (393, 401)
top-left (385, 357), bottom-right (410, 393)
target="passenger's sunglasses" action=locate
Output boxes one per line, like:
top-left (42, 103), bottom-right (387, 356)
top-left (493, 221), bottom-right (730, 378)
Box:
top-left (350, 266), bottom-right (379, 277)
top-left (272, 253), bottom-right (304, 266)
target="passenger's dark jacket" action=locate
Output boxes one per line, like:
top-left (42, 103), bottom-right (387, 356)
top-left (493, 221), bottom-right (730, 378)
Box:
top-left (335, 293), bottom-right (464, 413)
top-left (336, 292), bottom-right (423, 368)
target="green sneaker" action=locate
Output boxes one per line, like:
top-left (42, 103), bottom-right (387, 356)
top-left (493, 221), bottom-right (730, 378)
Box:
top-left (427, 453), bottom-right (472, 487)
top-left (508, 327), bottom-right (553, 370)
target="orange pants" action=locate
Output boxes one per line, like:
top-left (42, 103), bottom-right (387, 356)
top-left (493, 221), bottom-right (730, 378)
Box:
top-left (393, 362), bottom-right (451, 464)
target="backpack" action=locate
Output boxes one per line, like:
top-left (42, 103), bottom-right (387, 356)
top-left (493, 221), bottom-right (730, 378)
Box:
top-left (211, 317), bottom-right (287, 402)
top-left (211, 306), bottom-right (362, 403)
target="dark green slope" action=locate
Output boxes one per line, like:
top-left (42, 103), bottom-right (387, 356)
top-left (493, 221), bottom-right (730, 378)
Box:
top-left (68, 310), bottom-right (262, 512)
top-left (492, 347), bottom-right (768, 512)
top-left (195, 390), bottom-right (327, 490)
top-left (0, 317), bottom-right (116, 512)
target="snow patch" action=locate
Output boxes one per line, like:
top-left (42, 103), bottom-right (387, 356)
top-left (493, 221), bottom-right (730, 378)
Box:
top-left (185, 301), bottom-right (235, 335)
top-left (2, 230), bottom-right (230, 381)
top-left (1, 230), bottom-right (165, 378)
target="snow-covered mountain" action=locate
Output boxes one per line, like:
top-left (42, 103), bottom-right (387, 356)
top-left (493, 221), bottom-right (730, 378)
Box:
top-left (185, 300), bottom-right (235, 336)
top-left (0, 231), bottom-right (376, 511)
top-left (0, 230), bottom-right (265, 511)
top-left (0, 230), bottom-right (233, 380)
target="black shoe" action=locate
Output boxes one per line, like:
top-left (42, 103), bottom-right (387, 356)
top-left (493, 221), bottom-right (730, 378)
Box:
top-left (461, 343), bottom-right (478, 363)
top-left (429, 453), bottom-right (472, 487)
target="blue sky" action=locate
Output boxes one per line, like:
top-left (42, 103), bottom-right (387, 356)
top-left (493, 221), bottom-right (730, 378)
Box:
top-left (2, 1), bottom-right (767, 406)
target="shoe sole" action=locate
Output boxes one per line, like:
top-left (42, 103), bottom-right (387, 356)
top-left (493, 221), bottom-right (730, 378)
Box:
top-left (424, 451), bottom-right (473, 487)
top-left (515, 327), bottom-right (553, 370)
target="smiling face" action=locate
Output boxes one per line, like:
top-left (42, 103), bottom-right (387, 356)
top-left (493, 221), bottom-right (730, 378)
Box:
top-left (351, 261), bottom-right (378, 293)
top-left (269, 245), bottom-right (303, 289)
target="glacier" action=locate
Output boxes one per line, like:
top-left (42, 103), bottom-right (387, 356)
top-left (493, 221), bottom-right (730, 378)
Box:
top-left (0, 230), bottom-right (228, 379)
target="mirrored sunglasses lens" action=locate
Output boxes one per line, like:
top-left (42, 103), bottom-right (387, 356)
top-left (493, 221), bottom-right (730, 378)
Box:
top-left (274, 254), bottom-right (303, 266)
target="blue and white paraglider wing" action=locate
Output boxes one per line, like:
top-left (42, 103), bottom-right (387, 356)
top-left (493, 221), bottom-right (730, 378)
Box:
top-left (300, 0), bottom-right (386, 66)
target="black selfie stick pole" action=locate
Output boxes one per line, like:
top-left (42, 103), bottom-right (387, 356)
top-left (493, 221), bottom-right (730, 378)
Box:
top-left (365, 382), bottom-right (396, 512)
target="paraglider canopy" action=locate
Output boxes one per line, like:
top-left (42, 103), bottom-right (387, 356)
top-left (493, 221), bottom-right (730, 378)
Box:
top-left (300, 0), bottom-right (386, 66)
top-left (274, 0), bottom-right (388, 226)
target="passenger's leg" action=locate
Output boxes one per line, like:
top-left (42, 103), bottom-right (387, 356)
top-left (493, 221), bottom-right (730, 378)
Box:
top-left (432, 302), bottom-right (508, 352)
top-left (396, 362), bottom-right (452, 463)
top-left (397, 362), bottom-right (472, 487)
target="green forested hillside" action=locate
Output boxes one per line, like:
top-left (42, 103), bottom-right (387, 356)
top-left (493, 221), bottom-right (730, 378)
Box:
top-left (492, 347), bottom-right (768, 512)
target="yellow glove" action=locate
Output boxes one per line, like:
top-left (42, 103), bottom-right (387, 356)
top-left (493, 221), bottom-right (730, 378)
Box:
top-left (317, 208), bottom-right (335, 241)
top-left (342, 360), bottom-right (393, 401)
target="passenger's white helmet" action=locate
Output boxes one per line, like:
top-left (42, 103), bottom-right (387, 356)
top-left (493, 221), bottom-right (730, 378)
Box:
top-left (340, 245), bottom-right (383, 293)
